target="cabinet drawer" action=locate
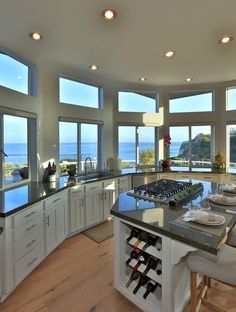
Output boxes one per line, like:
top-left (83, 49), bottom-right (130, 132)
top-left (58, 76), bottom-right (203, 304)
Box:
top-left (15, 227), bottom-right (44, 262)
top-left (14, 215), bottom-right (43, 242)
top-left (15, 243), bottom-right (44, 286)
top-left (13, 202), bottom-right (44, 229)
top-left (85, 182), bottom-right (102, 192)
top-left (45, 191), bottom-right (67, 208)
top-left (70, 185), bottom-right (84, 196)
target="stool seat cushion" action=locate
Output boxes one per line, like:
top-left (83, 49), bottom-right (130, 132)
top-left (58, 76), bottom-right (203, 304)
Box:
top-left (187, 245), bottom-right (236, 286)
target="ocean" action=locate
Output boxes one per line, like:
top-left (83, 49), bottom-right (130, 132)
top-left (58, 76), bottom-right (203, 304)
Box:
top-left (3, 142), bottom-right (182, 163)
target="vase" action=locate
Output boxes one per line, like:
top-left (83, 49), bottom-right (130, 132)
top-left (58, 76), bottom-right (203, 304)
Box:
top-left (161, 159), bottom-right (172, 170)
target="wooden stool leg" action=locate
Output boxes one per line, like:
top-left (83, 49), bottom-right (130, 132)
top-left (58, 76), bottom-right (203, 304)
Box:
top-left (191, 271), bottom-right (197, 312)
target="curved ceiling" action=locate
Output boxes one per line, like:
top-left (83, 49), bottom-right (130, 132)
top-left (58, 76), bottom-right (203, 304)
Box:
top-left (1, 0), bottom-right (236, 86)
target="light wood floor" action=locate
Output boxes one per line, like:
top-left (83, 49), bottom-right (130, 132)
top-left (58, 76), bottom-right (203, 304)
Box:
top-left (1, 234), bottom-right (236, 312)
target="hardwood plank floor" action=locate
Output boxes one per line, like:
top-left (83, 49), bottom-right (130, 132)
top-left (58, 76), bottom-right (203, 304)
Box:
top-left (0, 234), bottom-right (236, 312)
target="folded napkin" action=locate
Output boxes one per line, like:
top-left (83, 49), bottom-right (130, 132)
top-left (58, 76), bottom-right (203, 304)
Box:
top-left (183, 210), bottom-right (225, 224)
top-left (183, 209), bottom-right (208, 222)
top-left (219, 183), bottom-right (236, 192)
top-left (209, 194), bottom-right (236, 205)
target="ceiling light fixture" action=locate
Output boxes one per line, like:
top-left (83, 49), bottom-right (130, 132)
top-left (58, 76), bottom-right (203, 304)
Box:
top-left (89, 65), bottom-right (99, 71)
top-left (29, 32), bottom-right (43, 41)
top-left (185, 77), bottom-right (193, 82)
top-left (101, 8), bottom-right (117, 21)
top-left (218, 36), bottom-right (233, 44)
top-left (165, 50), bottom-right (175, 58)
top-left (139, 77), bottom-right (147, 81)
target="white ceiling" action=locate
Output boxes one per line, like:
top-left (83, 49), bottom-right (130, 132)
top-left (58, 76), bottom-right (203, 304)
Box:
top-left (1, 0), bottom-right (236, 87)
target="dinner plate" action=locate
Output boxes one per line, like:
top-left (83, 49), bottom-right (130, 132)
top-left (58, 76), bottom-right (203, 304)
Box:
top-left (194, 213), bottom-right (225, 226)
top-left (209, 194), bottom-right (236, 206)
top-left (219, 184), bottom-right (236, 194)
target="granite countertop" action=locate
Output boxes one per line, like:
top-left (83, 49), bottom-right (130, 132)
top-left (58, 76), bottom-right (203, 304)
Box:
top-left (110, 181), bottom-right (236, 255)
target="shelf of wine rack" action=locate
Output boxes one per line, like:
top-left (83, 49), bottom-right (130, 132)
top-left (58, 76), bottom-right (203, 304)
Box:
top-left (126, 236), bottom-right (162, 260)
top-left (126, 256), bottom-right (162, 285)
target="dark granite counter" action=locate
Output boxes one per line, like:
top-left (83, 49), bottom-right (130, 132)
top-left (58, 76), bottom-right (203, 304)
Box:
top-left (110, 180), bottom-right (236, 255)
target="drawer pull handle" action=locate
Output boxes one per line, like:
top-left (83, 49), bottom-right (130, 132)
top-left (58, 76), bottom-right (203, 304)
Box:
top-left (27, 257), bottom-right (38, 267)
top-left (53, 198), bottom-right (61, 203)
top-left (88, 187), bottom-right (97, 190)
top-left (46, 216), bottom-right (50, 226)
top-left (24, 211), bottom-right (36, 218)
top-left (26, 239), bottom-right (37, 248)
top-left (25, 224), bottom-right (37, 232)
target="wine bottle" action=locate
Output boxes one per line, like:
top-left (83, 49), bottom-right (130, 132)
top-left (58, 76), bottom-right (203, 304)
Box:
top-left (133, 274), bottom-right (150, 294)
top-left (142, 235), bottom-right (158, 250)
top-left (143, 256), bottom-right (158, 275)
top-left (127, 228), bottom-right (141, 243)
top-left (126, 248), bottom-right (142, 265)
top-left (143, 281), bottom-right (159, 299)
top-left (134, 231), bottom-right (149, 248)
top-left (126, 270), bottom-right (141, 288)
top-left (156, 261), bottom-right (162, 275)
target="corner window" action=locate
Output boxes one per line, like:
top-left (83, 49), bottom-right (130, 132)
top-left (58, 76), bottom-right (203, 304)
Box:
top-left (59, 77), bottom-right (102, 109)
top-left (226, 87), bottom-right (236, 111)
top-left (169, 91), bottom-right (213, 113)
top-left (118, 125), bottom-right (158, 168)
top-left (226, 125), bottom-right (236, 171)
top-left (118, 91), bottom-right (158, 113)
top-left (0, 50), bottom-right (36, 96)
top-left (59, 121), bottom-right (103, 175)
top-left (169, 125), bottom-right (212, 170)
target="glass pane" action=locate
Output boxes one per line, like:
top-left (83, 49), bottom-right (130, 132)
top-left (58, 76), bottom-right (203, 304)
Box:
top-left (59, 122), bottom-right (78, 175)
top-left (3, 115), bottom-right (28, 184)
top-left (169, 127), bottom-right (189, 169)
top-left (0, 53), bottom-right (28, 94)
top-left (169, 92), bottom-right (212, 113)
top-left (139, 127), bottom-right (155, 165)
top-left (227, 125), bottom-right (236, 171)
top-left (118, 91), bottom-right (157, 113)
top-left (59, 77), bottom-right (99, 108)
top-left (226, 88), bottom-right (236, 111)
top-left (118, 126), bottom-right (136, 168)
top-left (191, 126), bottom-right (211, 167)
top-left (81, 123), bottom-right (98, 171)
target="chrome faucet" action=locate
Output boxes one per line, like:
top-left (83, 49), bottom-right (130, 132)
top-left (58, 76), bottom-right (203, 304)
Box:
top-left (84, 157), bottom-right (93, 175)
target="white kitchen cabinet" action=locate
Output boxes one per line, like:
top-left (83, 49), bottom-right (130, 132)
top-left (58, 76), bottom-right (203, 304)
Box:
top-left (44, 190), bottom-right (68, 256)
top-left (103, 179), bottom-right (117, 220)
top-left (0, 230), bottom-right (3, 300)
top-left (84, 182), bottom-right (103, 227)
top-left (118, 176), bottom-right (131, 195)
top-left (69, 185), bottom-right (85, 234)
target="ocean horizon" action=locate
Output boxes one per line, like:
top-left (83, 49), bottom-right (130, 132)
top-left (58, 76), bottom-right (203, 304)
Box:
top-left (4, 142), bottom-right (182, 164)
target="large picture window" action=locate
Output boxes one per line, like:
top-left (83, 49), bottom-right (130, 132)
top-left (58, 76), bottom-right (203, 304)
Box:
top-left (226, 125), bottom-right (236, 171)
top-left (169, 125), bottom-right (212, 170)
top-left (59, 77), bottom-right (102, 109)
top-left (59, 121), bottom-right (102, 175)
top-left (118, 91), bottom-right (158, 113)
top-left (226, 88), bottom-right (236, 111)
top-left (118, 125), bottom-right (157, 169)
top-left (169, 91), bottom-right (213, 113)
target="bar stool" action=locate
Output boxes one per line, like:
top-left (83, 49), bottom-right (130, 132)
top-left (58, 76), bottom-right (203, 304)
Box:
top-left (187, 244), bottom-right (236, 312)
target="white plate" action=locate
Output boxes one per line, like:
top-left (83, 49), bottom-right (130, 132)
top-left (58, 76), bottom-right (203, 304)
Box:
top-left (194, 214), bottom-right (225, 226)
top-left (219, 184), bottom-right (236, 194)
top-left (209, 194), bottom-right (236, 206)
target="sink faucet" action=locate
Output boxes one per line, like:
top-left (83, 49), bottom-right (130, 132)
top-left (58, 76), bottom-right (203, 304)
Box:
top-left (84, 157), bottom-right (93, 175)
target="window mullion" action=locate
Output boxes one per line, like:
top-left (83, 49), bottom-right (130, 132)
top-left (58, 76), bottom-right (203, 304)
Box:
top-left (136, 126), bottom-right (139, 166)
top-left (0, 113), bottom-right (3, 188)
top-left (77, 123), bottom-right (81, 173)
top-left (189, 126), bottom-right (192, 169)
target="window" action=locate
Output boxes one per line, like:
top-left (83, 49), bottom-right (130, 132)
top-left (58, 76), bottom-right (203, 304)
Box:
top-left (118, 91), bottom-right (158, 112)
top-left (226, 88), bottom-right (236, 111)
top-left (59, 121), bottom-right (102, 175)
top-left (0, 50), bottom-right (36, 95)
top-left (169, 125), bottom-right (212, 170)
top-left (118, 125), bottom-right (158, 168)
top-left (226, 125), bottom-right (236, 171)
top-left (169, 91), bottom-right (213, 113)
top-left (0, 111), bottom-right (36, 188)
top-left (59, 77), bottom-right (102, 109)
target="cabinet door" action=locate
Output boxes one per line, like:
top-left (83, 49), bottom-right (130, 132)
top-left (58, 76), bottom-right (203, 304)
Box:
top-left (45, 204), bottom-right (57, 255)
top-left (69, 189), bottom-right (85, 233)
top-left (85, 183), bottom-right (103, 227)
top-left (103, 180), bottom-right (116, 220)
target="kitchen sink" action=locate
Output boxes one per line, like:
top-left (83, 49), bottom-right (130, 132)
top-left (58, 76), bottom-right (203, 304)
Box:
top-left (76, 172), bottom-right (113, 181)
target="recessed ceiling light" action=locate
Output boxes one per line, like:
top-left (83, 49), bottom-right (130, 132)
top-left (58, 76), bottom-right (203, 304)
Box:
top-left (101, 8), bottom-right (117, 21)
top-left (89, 65), bottom-right (99, 71)
top-left (165, 50), bottom-right (175, 58)
top-left (29, 32), bottom-right (43, 41)
top-left (139, 77), bottom-right (147, 81)
top-left (218, 36), bottom-right (233, 44)
top-left (185, 77), bottom-right (193, 82)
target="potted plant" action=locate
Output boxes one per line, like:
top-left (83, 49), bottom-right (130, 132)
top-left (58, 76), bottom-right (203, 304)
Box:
top-left (66, 164), bottom-right (76, 176)
top-left (213, 153), bottom-right (226, 173)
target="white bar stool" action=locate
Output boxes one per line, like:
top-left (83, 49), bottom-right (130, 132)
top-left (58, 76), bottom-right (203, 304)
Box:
top-left (187, 244), bottom-right (236, 312)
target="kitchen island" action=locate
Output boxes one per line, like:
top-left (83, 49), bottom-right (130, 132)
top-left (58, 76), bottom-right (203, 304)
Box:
top-left (110, 179), bottom-right (236, 312)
